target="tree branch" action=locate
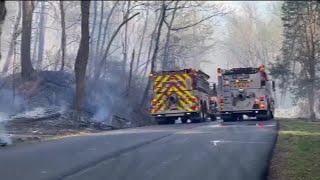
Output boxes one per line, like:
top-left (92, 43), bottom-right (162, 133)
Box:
top-left (94, 12), bottom-right (140, 79)
top-left (170, 12), bottom-right (226, 31)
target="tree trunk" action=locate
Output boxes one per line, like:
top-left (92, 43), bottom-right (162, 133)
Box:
top-left (135, 8), bottom-right (149, 72)
top-left (94, 12), bottom-right (140, 80)
top-left (308, 83), bottom-right (316, 121)
top-left (88, 1), bottom-right (97, 75)
top-left (31, 2), bottom-right (40, 66)
top-left (99, 1), bottom-right (118, 58)
top-left (126, 49), bottom-right (135, 97)
top-left (59, 0), bottom-right (66, 71)
top-left (21, 1), bottom-right (35, 80)
top-left (121, 1), bottom-right (131, 74)
top-left (140, 12), bottom-right (160, 81)
top-left (140, 2), bottom-right (166, 107)
top-left (74, 1), bottom-right (90, 113)
top-left (95, 1), bottom-right (104, 57)
top-left (36, 1), bottom-right (47, 70)
top-left (162, 1), bottom-right (179, 71)
top-left (2, 1), bottom-right (21, 73)
top-left (32, 7), bottom-right (39, 65)
top-left (0, 1), bottom-right (5, 62)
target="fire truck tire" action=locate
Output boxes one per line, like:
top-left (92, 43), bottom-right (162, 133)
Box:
top-left (191, 118), bottom-right (201, 123)
top-left (168, 118), bottom-right (176, 124)
top-left (237, 115), bottom-right (244, 121)
top-left (210, 115), bottom-right (217, 121)
top-left (257, 110), bottom-right (272, 121)
top-left (181, 118), bottom-right (188, 124)
top-left (221, 115), bottom-right (235, 122)
top-left (156, 118), bottom-right (171, 125)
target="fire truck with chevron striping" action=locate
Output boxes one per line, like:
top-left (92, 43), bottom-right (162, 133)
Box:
top-left (216, 65), bottom-right (276, 121)
top-left (150, 69), bottom-right (217, 124)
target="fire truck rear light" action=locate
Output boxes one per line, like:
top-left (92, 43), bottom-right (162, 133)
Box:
top-left (259, 96), bottom-right (265, 101)
top-left (191, 105), bottom-right (198, 110)
top-left (259, 103), bottom-right (265, 109)
top-left (191, 97), bottom-right (198, 102)
top-left (219, 97), bottom-right (224, 103)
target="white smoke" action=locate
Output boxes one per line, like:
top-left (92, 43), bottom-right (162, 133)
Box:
top-left (0, 112), bottom-right (11, 146)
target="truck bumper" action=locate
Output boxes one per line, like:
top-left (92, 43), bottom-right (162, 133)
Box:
top-left (219, 110), bottom-right (268, 116)
top-left (151, 112), bottom-right (200, 118)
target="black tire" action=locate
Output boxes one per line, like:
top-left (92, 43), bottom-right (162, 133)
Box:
top-left (191, 118), bottom-right (201, 123)
top-left (156, 117), bottom-right (170, 125)
top-left (181, 118), bottom-right (188, 124)
top-left (157, 120), bottom-right (168, 125)
top-left (168, 118), bottom-right (176, 124)
top-left (270, 111), bottom-right (274, 119)
top-left (200, 111), bottom-right (206, 122)
top-left (265, 110), bottom-right (272, 121)
top-left (237, 115), bottom-right (244, 121)
top-left (221, 115), bottom-right (235, 122)
top-left (210, 115), bottom-right (217, 121)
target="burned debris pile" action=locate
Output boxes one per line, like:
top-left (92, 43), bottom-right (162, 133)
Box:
top-left (0, 71), bottom-right (150, 144)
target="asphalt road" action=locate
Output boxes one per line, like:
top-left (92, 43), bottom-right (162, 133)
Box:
top-left (0, 120), bottom-right (277, 180)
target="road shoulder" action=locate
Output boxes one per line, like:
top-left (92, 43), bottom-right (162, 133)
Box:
top-left (268, 118), bottom-right (320, 180)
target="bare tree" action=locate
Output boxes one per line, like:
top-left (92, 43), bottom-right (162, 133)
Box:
top-left (140, 1), bottom-right (167, 106)
top-left (94, 12), bottom-right (140, 80)
top-left (135, 7), bottom-right (149, 72)
top-left (2, 1), bottom-right (21, 73)
top-left (89, 1), bottom-right (97, 64)
top-left (126, 49), bottom-right (135, 96)
top-left (121, 1), bottom-right (131, 74)
top-left (74, 1), bottom-right (90, 113)
top-left (99, 1), bottom-right (119, 58)
top-left (59, 0), bottom-right (66, 71)
top-left (36, 1), bottom-right (47, 69)
top-left (21, 1), bottom-right (35, 80)
top-left (95, 1), bottom-right (104, 57)
top-left (0, 1), bottom-right (5, 72)
top-left (162, 1), bottom-right (179, 70)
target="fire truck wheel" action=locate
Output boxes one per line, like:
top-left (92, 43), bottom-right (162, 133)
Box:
top-left (237, 115), bottom-right (244, 121)
top-left (221, 115), bottom-right (235, 122)
top-left (191, 118), bottom-right (201, 123)
top-left (257, 110), bottom-right (272, 121)
top-left (156, 118), bottom-right (170, 125)
top-left (181, 118), bottom-right (188, 124)
top-left (210, 115), bottom-right (217, 121)
top-left (168, 118), bottom-right (176, 124)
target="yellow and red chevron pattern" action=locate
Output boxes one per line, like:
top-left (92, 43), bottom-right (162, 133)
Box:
top-left (150, 73), bottom-right (199, 114)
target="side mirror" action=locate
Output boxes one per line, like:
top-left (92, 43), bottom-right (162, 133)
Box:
top-left (272, 81), bottom-right (276, 92)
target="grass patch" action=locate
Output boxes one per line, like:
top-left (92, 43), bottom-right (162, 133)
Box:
top-left (269, 119), bottom-right (320, 180)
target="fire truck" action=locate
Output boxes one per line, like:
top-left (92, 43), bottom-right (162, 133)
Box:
top-left (216, 65), bottom-right (275, 121)
top-left (150, 69), bottom-right (216, 124)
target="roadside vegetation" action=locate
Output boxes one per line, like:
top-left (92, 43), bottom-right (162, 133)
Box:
top-left (269, 118), bottom-right (320, 180)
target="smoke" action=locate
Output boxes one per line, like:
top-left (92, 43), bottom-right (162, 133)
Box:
top-left (0, 86), bottom-right (28, 146)
top-left (87, 65), bottom-right (148, 126)
top-left (0, 112), bottom-right (11, 145)
top-left (0, 88), bottom-right (27, 114)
